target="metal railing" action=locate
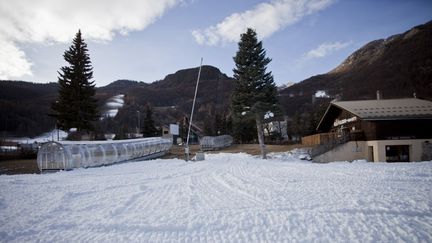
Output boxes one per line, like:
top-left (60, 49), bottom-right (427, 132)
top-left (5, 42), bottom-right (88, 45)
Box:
top-left (200, 135), bottom-right (233, 151)
top-left (310, 131), bottom-right (365, 158)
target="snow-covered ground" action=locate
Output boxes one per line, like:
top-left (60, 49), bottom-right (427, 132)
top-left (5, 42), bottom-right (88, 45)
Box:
top-left (1, 153), bottom-right (431, 242)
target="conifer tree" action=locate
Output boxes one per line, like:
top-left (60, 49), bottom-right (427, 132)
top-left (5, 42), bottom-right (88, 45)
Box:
top-left (231, 28), bottom-right (279, 158)
top-left (51, 30), bottom-right (98, 133)
top-left (142, 105), bottom-right (158, 137)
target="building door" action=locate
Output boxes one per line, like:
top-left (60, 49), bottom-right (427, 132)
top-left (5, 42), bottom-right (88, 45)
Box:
top-left (368, 146), bottom-right (374, 162)
top-left (385, 145), bottom-right (410, 162)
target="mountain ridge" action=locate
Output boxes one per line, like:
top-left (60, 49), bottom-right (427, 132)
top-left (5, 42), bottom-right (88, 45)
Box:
top-left (279, 20), bottom-right (432, 119)
top-left (0, 65), bottom-right (234, 137)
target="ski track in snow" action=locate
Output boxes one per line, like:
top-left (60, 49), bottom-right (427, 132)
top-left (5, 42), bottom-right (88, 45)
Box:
top-left (0, 153), bottom-right (431, 242)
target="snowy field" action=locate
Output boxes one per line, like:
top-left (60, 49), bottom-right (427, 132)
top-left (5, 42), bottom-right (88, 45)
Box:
top-left (1, 153), bottom-right (431, 242)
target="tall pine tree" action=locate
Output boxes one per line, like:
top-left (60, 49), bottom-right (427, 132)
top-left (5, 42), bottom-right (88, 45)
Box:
top-left (231, 28), bottom-right (279, 158)
top-left (142, 105), bottom-right (158, 137)
top-left (51, 30), bottom-right (98, 134)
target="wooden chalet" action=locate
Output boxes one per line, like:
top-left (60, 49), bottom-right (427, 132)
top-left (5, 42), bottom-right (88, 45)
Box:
top-left (304, 98), bottom-right (432, 162)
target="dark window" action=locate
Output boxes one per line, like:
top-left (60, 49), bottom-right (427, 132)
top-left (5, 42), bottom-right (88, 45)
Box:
top-left (385, 145), bottom-right (409, 162)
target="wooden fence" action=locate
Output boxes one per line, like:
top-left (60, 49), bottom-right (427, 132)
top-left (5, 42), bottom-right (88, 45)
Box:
top-left (301, 133), bottom-right (338, 146)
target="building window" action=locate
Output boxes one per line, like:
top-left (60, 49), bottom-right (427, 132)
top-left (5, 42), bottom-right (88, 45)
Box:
top-left (368, 146), bottom-right (374, 162)
top-left (385, 145), bottom-right (409, 162)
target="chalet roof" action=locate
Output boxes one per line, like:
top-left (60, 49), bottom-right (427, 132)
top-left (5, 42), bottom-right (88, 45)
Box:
top-left (332, 98), bottom-right (432, 119)
top-left (316, 98), bottom-right (432, 131)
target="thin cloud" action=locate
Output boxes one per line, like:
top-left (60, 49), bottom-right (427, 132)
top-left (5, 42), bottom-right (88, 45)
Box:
top-left (304, 41), bottom-right (352, 59)
top-left (192, 0), bottom-right (334, 46)
top-left (0, 0), bottom-right (180, 79)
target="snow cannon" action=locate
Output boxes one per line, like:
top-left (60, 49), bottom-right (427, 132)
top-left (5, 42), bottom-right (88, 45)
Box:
top-left (37, 137), bottom-right (172, 172)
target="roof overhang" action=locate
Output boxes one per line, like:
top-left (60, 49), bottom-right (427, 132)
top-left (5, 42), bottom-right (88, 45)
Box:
top-left (315, 98), bottom-right (432, 132)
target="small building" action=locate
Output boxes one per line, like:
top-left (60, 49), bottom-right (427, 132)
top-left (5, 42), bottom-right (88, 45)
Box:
top-left (161, 121), bottom-right (203, 145)
top-left (161, 124), bottom-right (180, 144)
top-left (263, 116), bottom-right (290, 141)
top-left (305, 98), bottom-right (432, 162)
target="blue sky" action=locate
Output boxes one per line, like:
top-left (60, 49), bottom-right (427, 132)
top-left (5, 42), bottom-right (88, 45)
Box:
top-left (1, 0), bottom-right (431, 87)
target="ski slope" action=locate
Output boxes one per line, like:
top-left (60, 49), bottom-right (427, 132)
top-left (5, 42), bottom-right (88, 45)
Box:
top-left (1, 153), bottom-right (431, 242)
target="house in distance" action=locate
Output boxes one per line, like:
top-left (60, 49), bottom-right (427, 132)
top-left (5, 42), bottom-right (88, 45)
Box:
top-left (303, 96), bottom-right (432, 162)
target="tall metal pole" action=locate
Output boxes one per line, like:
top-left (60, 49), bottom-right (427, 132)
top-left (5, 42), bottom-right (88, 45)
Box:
top-left (137, 110), bottom-right (140, 135)
top-left (185, 58), bottom-right (203, 161)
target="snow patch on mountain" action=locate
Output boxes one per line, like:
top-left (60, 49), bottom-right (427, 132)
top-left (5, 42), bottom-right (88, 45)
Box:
top-left (102, 94), bottom-right (124, 118)
top-left (315, 90), bottom-right (330, 98)
top-left (9, 129), bottom-right (68, 144)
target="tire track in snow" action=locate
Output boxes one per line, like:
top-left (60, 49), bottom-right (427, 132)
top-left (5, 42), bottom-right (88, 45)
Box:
top-left (2, 155), bottom-right (432, 242)
top-left (212, 172), bottom-right (265, 206)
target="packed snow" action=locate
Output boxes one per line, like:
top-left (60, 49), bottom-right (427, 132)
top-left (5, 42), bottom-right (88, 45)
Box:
top-left (1, 152), bottom-right (431, 242)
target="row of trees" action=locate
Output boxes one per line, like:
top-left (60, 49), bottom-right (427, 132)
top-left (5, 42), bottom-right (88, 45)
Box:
top-left (203, 112), bottom-right (232, 136)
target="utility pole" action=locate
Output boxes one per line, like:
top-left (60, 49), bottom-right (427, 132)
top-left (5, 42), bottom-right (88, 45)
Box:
top-left (185, 58), bottom-right (203, 161)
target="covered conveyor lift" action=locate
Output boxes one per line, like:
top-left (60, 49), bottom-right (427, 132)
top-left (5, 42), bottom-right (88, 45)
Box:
top-left (37, 137), bottom-right (172, 171)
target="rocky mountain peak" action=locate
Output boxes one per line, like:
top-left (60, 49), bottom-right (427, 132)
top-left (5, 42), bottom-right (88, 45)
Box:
top-left (330, 21), bottom-right (430, 74)
top-left (330, 39), bottom-right (386, 74)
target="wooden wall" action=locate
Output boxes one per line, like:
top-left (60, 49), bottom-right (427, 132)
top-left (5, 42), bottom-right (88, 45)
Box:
top-left (302, 132), bottom-right (338, 146)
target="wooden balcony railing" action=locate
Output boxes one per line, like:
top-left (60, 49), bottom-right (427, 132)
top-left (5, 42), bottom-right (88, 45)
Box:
top-left (302, 131), bottom-right (365, 157)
